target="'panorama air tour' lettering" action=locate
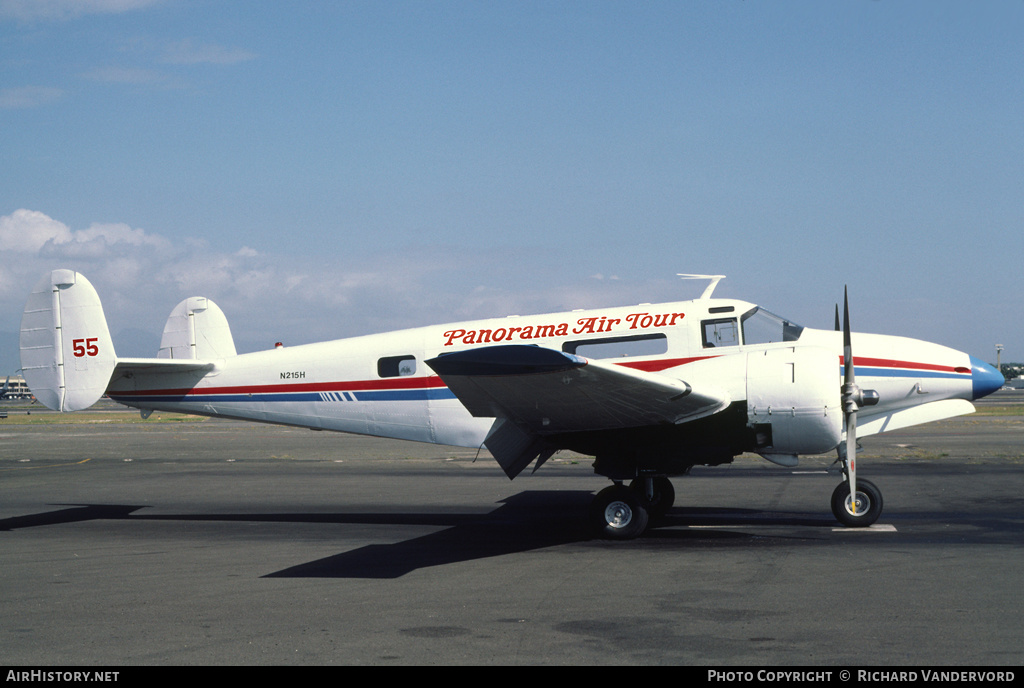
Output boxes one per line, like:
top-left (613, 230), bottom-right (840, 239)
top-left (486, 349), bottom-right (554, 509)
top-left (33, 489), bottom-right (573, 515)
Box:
top-left (442, 311), bottom-right (685, 347)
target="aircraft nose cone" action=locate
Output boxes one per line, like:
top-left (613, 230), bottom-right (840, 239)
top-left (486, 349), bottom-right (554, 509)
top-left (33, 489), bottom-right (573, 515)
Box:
top-left (970, 356), bottom-right (1003, 400)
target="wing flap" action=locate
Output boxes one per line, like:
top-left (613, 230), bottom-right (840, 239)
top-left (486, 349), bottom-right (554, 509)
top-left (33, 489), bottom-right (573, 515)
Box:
top-left (484, 418), bottom-right (558, 479)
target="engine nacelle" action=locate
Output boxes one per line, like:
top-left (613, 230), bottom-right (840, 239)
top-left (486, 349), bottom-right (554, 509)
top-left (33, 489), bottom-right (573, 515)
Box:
top-left (746, 346), bottom-right (842, 463)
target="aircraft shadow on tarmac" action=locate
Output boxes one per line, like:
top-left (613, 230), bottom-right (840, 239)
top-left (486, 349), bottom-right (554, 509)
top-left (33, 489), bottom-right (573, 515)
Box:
top-left (1, 492), bottom-right (847, 578)
top-left (261, 501), bottom-right (839, 579)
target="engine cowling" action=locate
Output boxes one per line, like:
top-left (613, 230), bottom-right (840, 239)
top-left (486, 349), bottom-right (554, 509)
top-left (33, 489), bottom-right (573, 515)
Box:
top-left (746, 346), bottom-right (842, 463)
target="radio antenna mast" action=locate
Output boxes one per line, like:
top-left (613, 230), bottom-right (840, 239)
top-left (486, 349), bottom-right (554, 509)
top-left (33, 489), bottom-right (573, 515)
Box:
top-left (678, 274), bottom-right (726, 300)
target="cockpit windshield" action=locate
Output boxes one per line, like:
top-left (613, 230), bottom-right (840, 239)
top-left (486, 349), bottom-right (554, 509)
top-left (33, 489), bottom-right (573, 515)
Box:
top-left (740, 307), bottom-right (804, 344)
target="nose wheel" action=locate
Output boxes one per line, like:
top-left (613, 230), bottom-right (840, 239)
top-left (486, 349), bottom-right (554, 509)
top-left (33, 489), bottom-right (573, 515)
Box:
top-left (831, 478), bottom-right (882, 527)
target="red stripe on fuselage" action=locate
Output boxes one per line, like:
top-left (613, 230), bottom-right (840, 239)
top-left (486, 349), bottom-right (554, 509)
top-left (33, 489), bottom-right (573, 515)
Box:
top-left (839, 356), bottom-right (967, 374)
top-left (112, 355), bottom-right (722, 398)
top-left (111, 374), bottom-right (449, 398)
top-left (616, 355), bottom-right (720, 372)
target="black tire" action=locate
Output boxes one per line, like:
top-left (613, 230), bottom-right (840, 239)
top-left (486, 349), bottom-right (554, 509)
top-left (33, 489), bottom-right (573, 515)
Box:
top-left (629, 476), bottom-right (675, 517)
top-left (831, 479), bottom-right (883, 527)
top-left (591, 485), bottom-right (650, 540)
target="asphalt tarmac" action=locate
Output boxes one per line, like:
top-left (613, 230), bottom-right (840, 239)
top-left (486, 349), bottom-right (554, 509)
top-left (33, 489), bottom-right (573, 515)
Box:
top-left (1, 393), bottom-right (1022, 665)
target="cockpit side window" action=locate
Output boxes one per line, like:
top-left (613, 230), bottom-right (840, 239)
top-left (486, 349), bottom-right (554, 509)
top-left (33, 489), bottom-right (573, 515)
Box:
top-left (701, 318), bottom-right (739, 348)
top-left (741, 307), bottom-right (804, 345)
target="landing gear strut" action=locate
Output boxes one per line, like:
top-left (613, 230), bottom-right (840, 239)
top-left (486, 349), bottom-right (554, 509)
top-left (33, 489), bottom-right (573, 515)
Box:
top-left (629, 476), bottom-right (675, 517)
top-left (831, 441), bottom-right (883, 527)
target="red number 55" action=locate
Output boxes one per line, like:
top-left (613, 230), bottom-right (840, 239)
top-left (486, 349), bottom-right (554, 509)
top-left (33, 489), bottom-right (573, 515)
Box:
top-left (72, 338), bottom-right (99, 357)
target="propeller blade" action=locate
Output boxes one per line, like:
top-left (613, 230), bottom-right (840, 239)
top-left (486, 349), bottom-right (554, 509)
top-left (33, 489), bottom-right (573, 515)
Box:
top-left (835, 287), bottom-right (880, 521)
top-left (846, 397), bottom-right (857, 514)
top-left (842, 286), bottom-right (857, 513)
top-left (843, 287), bottom-right (854, 388)
top-left (834, 304), bottom-right (840, 332)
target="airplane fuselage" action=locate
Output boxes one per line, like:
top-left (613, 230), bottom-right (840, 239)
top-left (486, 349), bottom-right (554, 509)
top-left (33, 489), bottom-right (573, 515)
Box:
top-left (104, 296), bottom-right (993, 477)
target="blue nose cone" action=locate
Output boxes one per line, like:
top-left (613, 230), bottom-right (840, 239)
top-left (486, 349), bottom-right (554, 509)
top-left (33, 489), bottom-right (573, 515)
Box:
top-left (970, 356), bottom-right (1004, 400)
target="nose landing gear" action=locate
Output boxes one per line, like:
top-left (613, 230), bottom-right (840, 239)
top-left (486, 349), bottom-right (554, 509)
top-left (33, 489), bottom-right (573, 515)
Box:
top-left (831, 477), bottom-right (883, 528)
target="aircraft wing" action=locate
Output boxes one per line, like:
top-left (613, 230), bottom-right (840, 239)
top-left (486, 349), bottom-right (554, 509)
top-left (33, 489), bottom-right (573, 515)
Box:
top-left (425, 345), bottom-right (730, 478)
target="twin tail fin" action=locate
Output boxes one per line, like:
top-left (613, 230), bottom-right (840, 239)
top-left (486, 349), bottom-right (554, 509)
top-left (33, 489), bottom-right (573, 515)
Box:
top-left (19, 270), bottom-right (233, 412)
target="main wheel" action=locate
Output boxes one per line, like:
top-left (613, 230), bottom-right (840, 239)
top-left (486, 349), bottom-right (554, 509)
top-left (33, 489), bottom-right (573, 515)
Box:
top-left (591, 485), bottom-right (649, 540)
top-left (831, 479), bottom-right (883, 527)
top-left (629, 476), bottom-right (675, 517)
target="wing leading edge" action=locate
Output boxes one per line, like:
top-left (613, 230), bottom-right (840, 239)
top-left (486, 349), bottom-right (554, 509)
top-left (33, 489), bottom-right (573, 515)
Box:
top-left (426, 345), bottom-right (730, 478)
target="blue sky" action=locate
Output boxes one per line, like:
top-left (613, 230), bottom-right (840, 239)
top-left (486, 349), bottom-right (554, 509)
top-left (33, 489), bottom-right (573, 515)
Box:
top-left (2, 0), bottom-right (1022, 375)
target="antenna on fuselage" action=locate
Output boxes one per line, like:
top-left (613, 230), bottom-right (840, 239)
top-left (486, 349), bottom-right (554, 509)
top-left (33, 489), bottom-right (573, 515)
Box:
top-left (678, 274), bottom-right (726, 300)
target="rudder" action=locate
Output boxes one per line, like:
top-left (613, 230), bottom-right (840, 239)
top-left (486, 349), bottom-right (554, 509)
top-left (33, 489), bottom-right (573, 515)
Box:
top-left (19, 270), bottom-right (117, 411)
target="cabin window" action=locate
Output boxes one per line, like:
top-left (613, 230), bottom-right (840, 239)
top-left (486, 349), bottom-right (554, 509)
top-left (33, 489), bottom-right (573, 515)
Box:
top-left (702, 318), bottom-right (739, 348)
top-left (377, 355), bottom-right (416, 377)
top-left (562, 333), bottom-right (668, 359)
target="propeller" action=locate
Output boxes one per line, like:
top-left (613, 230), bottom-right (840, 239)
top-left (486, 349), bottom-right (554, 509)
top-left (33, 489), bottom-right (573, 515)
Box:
top-left (839, 287), bottom-right (879, 515)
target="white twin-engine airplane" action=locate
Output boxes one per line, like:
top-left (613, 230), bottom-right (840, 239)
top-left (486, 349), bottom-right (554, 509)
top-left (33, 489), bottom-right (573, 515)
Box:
top-left (20, 270), bottom-right (1004, 539)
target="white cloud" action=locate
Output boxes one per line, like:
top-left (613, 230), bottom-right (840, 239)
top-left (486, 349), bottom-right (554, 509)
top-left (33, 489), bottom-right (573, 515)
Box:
top-left (0, 209), bottom-right (72, 251)
top-left (74, 222), bottom-right (169, 248)
top-left (1, 210), bottom-right (170, 258)
top-left (0, 0), bottom-right (162, 21)
top-left (0, 86), bottom-right (64, 109)
top-left (160, 39), bottom-right (256, 66)
top-left (82, 66), bottom-right (170, 85)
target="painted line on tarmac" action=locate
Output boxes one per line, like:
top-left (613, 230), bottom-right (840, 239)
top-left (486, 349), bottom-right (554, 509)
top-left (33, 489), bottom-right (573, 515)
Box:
top-left (832, 523), bottom-right (897, 532)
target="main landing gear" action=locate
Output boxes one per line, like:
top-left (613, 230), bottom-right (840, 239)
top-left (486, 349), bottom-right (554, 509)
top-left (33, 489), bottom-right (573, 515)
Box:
top-left (590, 476), bottom-right (675, 540)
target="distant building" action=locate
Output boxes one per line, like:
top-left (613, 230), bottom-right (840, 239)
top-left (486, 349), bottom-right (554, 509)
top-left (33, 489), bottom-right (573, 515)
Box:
top-left (2, 376), bottom-right (31, 399)
top-left (1007, 376), bottom-right (1024, 390)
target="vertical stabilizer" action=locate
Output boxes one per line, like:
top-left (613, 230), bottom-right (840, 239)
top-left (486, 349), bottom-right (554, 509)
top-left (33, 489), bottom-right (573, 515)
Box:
top-left (157, 297), bottom-right (236, 360)
top-left (20, 270), bottom-right (117, 411)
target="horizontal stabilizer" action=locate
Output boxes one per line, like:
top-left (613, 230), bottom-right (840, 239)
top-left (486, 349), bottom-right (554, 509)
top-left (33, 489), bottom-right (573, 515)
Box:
top-left (114, 358), bottom-right (216, 376)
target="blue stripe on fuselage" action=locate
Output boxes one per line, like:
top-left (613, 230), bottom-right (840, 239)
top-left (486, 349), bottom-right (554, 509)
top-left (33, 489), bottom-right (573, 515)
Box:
top-left (840, 367), bottom-right (968, 381)
top-left (109, 388), bottom-right (457, 404)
